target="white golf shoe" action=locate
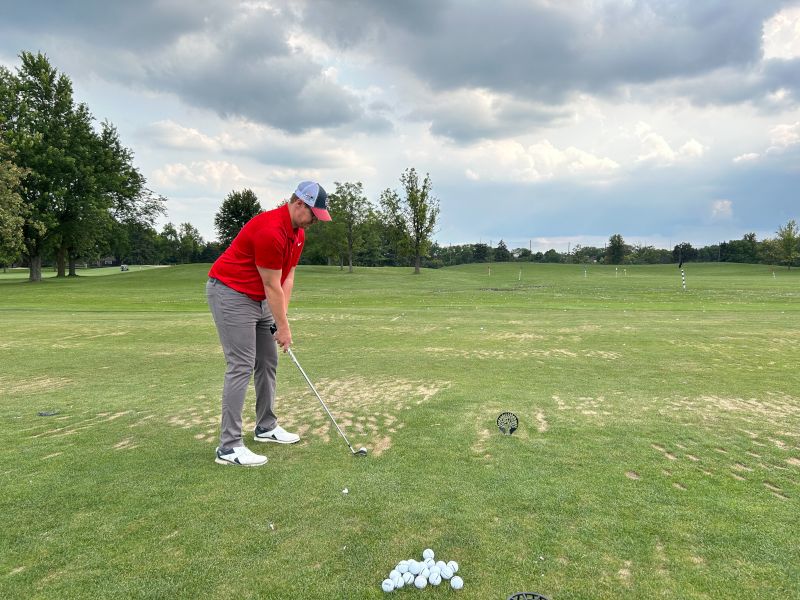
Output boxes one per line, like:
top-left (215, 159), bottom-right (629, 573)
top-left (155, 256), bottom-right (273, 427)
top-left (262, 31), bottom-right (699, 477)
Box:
top-left (215, 446), bottom-right (268, 466)
top-left (254, 425), bottom-right (300, 444)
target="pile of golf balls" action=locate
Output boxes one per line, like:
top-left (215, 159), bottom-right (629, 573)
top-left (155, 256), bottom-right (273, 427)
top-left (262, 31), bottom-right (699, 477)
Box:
top-left (381, 548), bottom-right (463, 593)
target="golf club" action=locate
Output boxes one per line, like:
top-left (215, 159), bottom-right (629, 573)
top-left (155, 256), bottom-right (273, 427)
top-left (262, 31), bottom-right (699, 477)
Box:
top-left (271, 324), bottom-right (367, 457)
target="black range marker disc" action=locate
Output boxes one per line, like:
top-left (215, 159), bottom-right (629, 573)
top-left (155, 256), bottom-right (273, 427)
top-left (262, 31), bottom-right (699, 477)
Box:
top-left (497, 411), bottom-right (519, 435)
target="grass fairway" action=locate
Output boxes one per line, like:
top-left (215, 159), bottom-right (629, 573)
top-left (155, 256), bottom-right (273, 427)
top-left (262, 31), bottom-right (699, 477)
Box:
top-left (1, 262), bottom-right (799, 599)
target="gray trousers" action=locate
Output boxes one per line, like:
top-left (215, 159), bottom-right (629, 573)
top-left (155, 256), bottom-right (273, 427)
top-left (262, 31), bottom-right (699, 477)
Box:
top-left (206, 278), bottom-right (279, 449)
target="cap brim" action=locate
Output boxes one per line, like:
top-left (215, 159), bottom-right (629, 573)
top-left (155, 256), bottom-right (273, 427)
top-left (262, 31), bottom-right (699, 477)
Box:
top-left (311, 207), bottom-right (332, 221)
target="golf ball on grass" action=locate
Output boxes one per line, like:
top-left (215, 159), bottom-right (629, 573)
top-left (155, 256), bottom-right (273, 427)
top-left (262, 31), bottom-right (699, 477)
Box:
top-left (409, 561), bottom-right (422, 575)
top-left (451, 575), bottom-right (464, 590)
top-left (381, 579), bottom-right (394, 592)
top-left (447, 560), bottom-right (459, 573)
top-left (423, 548), bottom-right (435, 560)
top-left (429, 571), bottom-right (442, 585)
top-left (402, 572), bottom-right (414, 585)
top-left (440, 565), bottom-right (454, 579)
top-left (414, 575), bottom-right (427, 589)
top-left (389, 570), bottom-right (401, 581)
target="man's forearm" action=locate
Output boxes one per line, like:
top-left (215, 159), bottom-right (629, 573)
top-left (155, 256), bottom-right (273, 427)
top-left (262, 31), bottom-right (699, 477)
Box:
top-left (264, 283), bottom-right (290, 331)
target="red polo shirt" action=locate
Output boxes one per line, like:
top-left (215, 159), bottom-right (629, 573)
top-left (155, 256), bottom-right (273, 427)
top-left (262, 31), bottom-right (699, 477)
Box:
top-left (208, 204), bottom-right (305, 301)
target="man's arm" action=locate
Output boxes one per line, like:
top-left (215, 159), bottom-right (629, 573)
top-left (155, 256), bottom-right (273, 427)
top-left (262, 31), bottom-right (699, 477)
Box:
top-left (258, 266), bottom-right (292, 349)
top-left (282, 267), bottom-right (296, 310)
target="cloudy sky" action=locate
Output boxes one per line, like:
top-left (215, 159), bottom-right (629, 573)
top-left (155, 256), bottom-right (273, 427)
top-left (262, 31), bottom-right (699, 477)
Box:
top-left (2, 1), bottom-right (799, 251)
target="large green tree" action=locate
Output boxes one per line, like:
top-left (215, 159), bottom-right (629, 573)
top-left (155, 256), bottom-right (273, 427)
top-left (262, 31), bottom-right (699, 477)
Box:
top-left (398, 168), bottom-right (439, 274)
top-left (328, 181), bottom-right (369, 273)
top-left (0, 144), bottom-right (27, 269)
top-left (0, 52), bottom-right (157, 279)
top-left (378, 187), bottom-right (407, 267)
top-left (0, 52), bottom-right (75, 281)
top-left (605, 233), bottom-right (628, 265)
top-left (775, 219), bottom-right (799, 269)
top-left (214, 189), bottom-right (262, 248)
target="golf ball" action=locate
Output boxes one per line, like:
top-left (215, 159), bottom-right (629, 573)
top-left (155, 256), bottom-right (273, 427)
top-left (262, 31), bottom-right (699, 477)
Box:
top-left (381, 578), bottom-right (394, 592)
top-left (414, 575), bottom-right (427, 589)
top-left (447, 560), bottom-right (459, 574)
top-left (451, 575), bottom-right (464, 590)
top-left (424, 557), bottom-right (435, 569)
top-left (436, 560), bottom-right (447, 571)
top-left (392, 574), bottom-right (404, 589)
top-left (397, 563), bottom-right (409, 574)
top-left (420, 567), bottom-right (430, 579)
top-left (402, 572), bottom-right (414, 585)
top-left (423, 548), bottom-right (435, 560)
top-left (389, 570), bottom-right (401, 581)
top-left (409, 561), bottom-right (422, 575)
top-left (440, 565), bottom-right (454, 579)
top-left (429, 571), bottom-right (442, 586)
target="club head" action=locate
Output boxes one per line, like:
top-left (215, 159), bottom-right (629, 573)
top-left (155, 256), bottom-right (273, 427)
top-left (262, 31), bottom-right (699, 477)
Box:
top-left (354, 447), bottom-right (368, 456)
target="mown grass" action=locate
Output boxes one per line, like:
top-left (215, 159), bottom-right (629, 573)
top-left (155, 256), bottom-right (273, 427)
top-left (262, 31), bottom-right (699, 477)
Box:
top-left (1, 262), bottom-right (798, 599)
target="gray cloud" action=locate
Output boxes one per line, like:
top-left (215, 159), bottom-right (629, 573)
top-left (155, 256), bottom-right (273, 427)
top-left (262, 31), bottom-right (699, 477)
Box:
top-left (0, 0), bottom-right (370, 132)
top-left (312, 0), bottom-right (792, 99)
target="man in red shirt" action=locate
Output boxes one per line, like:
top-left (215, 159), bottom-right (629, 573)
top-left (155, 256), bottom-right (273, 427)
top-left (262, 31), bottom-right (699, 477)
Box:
top-left (206, 181), bottom-right (332, 466)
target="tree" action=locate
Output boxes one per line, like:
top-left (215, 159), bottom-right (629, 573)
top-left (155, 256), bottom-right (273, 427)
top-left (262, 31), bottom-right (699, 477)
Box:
top-left (672, 242), bottom-right (697, 265)
top-left (775, 219), bottom-right (799, 269)
top-left (0, 144), bottom-right (27, 269)
top-left (178, 222), bottom-right (203, 264)
top-left (328, 181), bottom-right (369, 273)
top-left (398, 168), bottom-right (439, 274)
top-left (0, 52), bottom-right (158, 279)
top-left (374, 187), bottom-right (404, 266)
top-left (494, 240), bottom-right (511, 262)
top-left (606, 234), bottom-right (628, 265)
top-left (0, 52), bottom-right (75, 281)
top-left (473, 243), bottom-right (490, 263)
top-left (214, 189), bottom-right (262, 248)
top-left (158, 223), bottom-right (180, 264)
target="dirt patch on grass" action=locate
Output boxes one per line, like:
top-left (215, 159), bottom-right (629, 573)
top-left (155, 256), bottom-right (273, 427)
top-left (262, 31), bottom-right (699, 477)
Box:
top-left (661, 392), bottom-right (800, 429)
top-left (29, 411), bottom-right (135, 439)
top-left (0, 375), bottom-right (73, 396)
top-left (186, 376), bottom-right (453, 457)
top-left (424, 347), bottom-right (620, 361)
top-left (625, 471), bottom-right (640, 480)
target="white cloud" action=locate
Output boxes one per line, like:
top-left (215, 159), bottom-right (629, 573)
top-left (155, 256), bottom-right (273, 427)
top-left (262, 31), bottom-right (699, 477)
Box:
top-left (679, 139), bottom-right (706, 158)
top-left (711, 199), bottom-right (733, 220)
top-left (733, 152), bottom-right (760, 163)
top-left (635, 123), bottom-right (706, 165)
top-left (464, 139), bottom-right (619, 183)
top-left (763, 6), bottom-right (800, 60)
top-left (152, 160), bottom-right (247, 191)
top-left (145, 120), bottom-right (220, 151)
top-left (769, 121), bottom-right (800, 148)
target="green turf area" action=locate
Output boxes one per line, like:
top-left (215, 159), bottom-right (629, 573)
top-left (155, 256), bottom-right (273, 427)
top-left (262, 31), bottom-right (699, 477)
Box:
top-left (0, 265), bottom-right (165, 281)
top-left (1, 262), bottom-right (798, 598)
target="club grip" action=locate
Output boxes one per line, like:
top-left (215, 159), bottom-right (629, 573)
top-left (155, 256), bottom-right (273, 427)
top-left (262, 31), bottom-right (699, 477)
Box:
top-left (270, 323), bottom-right (277, 335)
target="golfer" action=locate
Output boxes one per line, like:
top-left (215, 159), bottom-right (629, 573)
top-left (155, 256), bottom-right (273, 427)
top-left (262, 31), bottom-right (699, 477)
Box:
top-left (206, 181), bottom-right (332, 466)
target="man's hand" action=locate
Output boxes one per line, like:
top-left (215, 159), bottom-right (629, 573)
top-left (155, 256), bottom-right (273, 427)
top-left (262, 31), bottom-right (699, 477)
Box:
top-left (273, 324), bottom-right (292, 351)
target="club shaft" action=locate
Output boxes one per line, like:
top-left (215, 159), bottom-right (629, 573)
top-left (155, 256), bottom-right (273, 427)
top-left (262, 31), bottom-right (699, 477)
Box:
top-left (286, 347), bottom-right (355, 452)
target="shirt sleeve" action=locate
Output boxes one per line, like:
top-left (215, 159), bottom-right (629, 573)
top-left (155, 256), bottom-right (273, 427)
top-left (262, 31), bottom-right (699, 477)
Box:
top-left (254, 223), bottom-right (287, 270)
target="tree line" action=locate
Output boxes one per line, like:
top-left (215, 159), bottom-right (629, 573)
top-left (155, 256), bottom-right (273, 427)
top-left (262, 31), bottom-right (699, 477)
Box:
top-left (424, 226), bottom-right (798, 269)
